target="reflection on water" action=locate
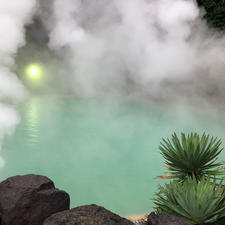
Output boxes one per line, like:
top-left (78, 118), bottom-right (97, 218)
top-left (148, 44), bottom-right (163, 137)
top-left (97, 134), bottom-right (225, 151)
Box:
top-left (24, 98), bottom-right (40, 146)
top-left (1, 97), bottom-right (224, 216)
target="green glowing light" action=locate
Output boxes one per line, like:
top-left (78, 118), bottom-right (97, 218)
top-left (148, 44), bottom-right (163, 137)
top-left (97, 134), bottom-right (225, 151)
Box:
top-left (26, 64), bottom-right (42, 79)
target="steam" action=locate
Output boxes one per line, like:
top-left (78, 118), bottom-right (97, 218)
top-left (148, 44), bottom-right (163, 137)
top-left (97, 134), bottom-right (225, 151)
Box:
top-left (39, 0), bottom-right (224, 107)
top-left (0, 0), bottom-right (37, 167)
top-left (0, 0), bottom-right (223, 167)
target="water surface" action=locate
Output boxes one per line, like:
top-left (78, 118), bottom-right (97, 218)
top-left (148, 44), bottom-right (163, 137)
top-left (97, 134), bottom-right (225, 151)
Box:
top-left (1, 96), bottom-right (224, 215)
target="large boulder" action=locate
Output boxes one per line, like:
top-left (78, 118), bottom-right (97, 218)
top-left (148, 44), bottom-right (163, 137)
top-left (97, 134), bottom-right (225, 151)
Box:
top-left (0, 174), bottom-right (70, 225)
top-left (44, 204), bottom-right (135, 225)
top-left (147, 212), bottom-right (192, 225)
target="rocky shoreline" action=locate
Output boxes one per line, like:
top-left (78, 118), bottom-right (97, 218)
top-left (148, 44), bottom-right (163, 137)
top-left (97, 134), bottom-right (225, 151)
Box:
top-left (0, 174), bottom-right (192, 225)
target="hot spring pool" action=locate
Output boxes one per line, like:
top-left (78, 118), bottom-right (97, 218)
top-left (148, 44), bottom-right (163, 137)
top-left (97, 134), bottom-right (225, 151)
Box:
top-left (1, 96), bottom-right (224, 216)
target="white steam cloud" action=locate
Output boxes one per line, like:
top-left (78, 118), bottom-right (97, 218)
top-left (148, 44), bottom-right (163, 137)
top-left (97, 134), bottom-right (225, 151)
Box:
top-left (0, 0), bottom-right (223, 169)
top-left (0, 0), bottom-right (37, 167)
top-left (39, 0), bottom-right (224, 107)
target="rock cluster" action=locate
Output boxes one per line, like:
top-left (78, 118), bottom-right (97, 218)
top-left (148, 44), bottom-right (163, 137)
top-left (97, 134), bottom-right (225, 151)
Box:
top-left (0, 174), bottom-right (193, 225)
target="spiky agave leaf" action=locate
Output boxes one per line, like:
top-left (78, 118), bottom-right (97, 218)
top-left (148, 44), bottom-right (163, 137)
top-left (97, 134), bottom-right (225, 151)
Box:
top-left (159, 133), bottom-right (224, 181)
top-left (153, 177), bottom-right (225, 225)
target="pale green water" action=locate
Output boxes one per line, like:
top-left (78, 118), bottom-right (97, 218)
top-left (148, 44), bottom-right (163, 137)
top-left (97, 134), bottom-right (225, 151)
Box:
top-left (1, 96), bottom-right (224, 216)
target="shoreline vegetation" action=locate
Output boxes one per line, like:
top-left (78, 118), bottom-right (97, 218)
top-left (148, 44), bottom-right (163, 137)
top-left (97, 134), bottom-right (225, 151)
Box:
top-left (197, 0), bottom-right (225, 30)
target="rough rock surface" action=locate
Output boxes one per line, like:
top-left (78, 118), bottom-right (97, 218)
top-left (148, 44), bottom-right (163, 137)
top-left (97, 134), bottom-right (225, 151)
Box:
top-left (44, 204), bottom-right (135, 225)
top-left (147, 212), bottom-right (192, 225)
top-left (0, 174), bottom-right (70, 225)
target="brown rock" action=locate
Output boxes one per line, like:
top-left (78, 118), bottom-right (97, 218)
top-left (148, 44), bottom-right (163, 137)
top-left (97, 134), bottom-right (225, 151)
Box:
top-left (0, 174), bottom-right (70, 225)
top-left (147, 212), bottom-right (192, 225)
top-left (44, 204), bottom-right (135, 225)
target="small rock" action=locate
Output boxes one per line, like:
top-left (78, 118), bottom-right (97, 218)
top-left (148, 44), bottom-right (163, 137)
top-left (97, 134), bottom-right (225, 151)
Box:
top-left (147, 212), bottom-right (192, 225)
top-left (44, 204), bottom-right (135, 225)
top-left (0, 174), bottom-right (70, 225)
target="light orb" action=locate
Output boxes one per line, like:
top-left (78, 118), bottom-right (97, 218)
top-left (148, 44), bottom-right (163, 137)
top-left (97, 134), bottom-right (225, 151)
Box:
top-left (26, 64), bottom-right (42, 79)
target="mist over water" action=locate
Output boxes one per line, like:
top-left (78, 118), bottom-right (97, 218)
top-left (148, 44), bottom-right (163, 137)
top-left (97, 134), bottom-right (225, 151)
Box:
top-left (36, 0), bottom-right (225, 106)
top-left (0, 0), bottom-right (224, 215)
top-left (0, 0), bottom-right (36, 167)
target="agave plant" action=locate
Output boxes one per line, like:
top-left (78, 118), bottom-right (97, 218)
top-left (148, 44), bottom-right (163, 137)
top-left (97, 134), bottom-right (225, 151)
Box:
top-left (154, 177), bottom-right (225, 225)
top-left (159, 133), bottom-right (224, 181)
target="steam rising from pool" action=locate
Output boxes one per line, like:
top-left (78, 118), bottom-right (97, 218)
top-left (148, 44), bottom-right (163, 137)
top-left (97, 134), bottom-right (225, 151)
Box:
top-left (0, 0), bottom-right (224, 214)
top-left (0, 0), bottom-right (224, 173)
top-left (37, 0), bottom-right (224, 106)
top-left (0, 0), bottom-right (36, 166)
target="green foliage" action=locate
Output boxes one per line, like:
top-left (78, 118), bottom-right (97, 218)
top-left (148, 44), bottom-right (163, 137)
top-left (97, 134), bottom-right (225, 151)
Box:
top-left (159, 133), bottom-right (224, 181)
top-left (154, 177), bottom-right (225, 225)
top-left (197, 0), bottom-right (225, 29)
top-left (153, 133), bottom-right (225, 225)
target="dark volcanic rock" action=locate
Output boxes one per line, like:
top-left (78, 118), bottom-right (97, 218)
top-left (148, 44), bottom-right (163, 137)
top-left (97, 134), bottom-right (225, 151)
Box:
top-left (44, 204), bottom-right (134, 225)
top-left (0, 174), bottom-right (70, 225)
top-left (147, 212), bottom-right (192, 225)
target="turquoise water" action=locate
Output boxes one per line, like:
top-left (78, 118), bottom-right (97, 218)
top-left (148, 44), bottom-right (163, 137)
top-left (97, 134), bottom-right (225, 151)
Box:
top-left (1, 96), bottom-right (224, 216)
